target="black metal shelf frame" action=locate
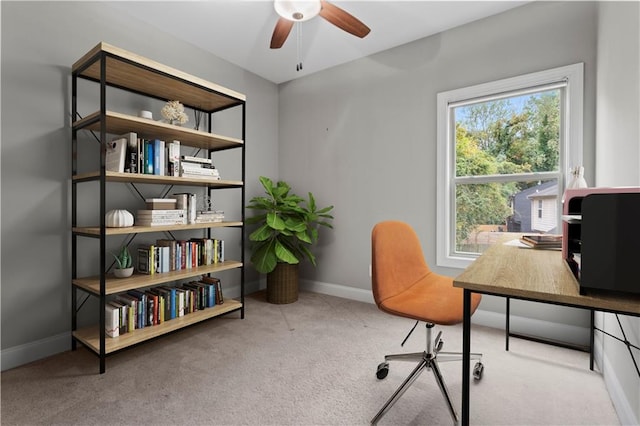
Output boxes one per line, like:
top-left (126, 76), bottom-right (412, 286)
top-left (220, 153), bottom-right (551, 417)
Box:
top-left (71, 47), bottom-right (246, 373)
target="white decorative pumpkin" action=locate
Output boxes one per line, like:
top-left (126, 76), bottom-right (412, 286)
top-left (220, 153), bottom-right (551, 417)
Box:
top-left (105, 209), bottom-right (134, 228)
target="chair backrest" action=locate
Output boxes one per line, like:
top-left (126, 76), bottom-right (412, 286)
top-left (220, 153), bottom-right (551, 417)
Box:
top-left (371, 221), bottom-right (432, 306)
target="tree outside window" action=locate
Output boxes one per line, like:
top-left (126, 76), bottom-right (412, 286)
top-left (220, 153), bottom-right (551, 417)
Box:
top-left (454, 90), bottom-right (560, 254)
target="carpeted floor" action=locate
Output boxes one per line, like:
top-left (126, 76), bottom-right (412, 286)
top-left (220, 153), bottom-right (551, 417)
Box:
top-left (1, 290), bottom-right (619, 425)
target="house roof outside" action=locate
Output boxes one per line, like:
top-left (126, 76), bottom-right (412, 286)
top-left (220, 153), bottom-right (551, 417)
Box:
top-left (512, 180), bottom-right (558, 232)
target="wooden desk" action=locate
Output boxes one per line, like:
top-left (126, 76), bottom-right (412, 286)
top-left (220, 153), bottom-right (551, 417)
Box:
top-left (453, 239), bottom-right (640, 426)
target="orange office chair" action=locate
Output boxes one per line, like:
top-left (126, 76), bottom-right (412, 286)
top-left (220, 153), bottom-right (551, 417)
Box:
top-left (370, 221), bottom-right (484, 425)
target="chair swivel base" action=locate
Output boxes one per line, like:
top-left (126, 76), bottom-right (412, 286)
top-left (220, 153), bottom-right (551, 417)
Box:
top-left (371, 326), bottom-right (483, 425)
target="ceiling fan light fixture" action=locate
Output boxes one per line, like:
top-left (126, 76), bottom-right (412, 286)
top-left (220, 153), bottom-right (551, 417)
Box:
top-left (274, 0), bottom-right (321, 22)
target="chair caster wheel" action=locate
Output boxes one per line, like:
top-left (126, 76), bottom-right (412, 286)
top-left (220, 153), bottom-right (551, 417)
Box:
top-left (376, 362), bottom-right (389, 380)
top-left (473, 362), bottom-right (484, 380)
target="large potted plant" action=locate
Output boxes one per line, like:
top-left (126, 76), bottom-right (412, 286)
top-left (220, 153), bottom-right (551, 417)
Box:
top-left (246, 176), bottom-right (334, 304)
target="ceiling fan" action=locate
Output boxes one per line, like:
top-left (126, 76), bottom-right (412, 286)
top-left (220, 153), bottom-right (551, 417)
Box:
top-left (270, 0), bottom-right (371, 49)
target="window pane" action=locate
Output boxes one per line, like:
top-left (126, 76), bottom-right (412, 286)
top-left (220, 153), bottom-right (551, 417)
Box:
top-left (454, 90), bottom-right (561, 177)
top-left (455, 179), bottom-right (559, 254)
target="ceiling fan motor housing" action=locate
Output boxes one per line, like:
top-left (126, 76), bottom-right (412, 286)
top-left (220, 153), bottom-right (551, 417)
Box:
top-left (274, 0), bottom-right (322, 22)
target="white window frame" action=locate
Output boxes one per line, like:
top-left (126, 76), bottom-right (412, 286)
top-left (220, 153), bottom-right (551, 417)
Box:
top-left (436, 63), bottom-right (584, 269)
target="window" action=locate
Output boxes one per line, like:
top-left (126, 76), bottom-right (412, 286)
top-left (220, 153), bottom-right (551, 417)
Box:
top-left (538, 200), bottom-right (543, 219)
top-left (436, 64), bottom-right (583, 269)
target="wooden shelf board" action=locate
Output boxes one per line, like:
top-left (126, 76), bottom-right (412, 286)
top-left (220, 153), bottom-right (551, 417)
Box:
top-left (73, 261), bottom-right (243, 295)
top-left (72, 42), bottom-right (245, 112)
top-left (73, 298), bottom-right (243, 354)
top-left (73, 111), bottom-right (243, 150)
top-left (73, 171), bottom-right (243, 188)
top-left (73, 221), bottom-right (242, 237)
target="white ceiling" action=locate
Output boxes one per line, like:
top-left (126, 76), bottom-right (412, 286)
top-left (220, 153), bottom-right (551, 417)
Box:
top-left (108, 1), bottom-right (529, 84)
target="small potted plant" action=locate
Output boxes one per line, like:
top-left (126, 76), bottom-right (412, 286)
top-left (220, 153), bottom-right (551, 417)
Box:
top-left (111, 245), bottom-right (134, 278)
top-left (246, 176), bottom-right (334, 303)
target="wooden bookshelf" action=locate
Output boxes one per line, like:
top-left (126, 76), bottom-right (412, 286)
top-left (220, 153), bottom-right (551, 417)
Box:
top-left (73, 299), bottom-right (243, 354)
top-left (71, 42), bottom-right (246, 373)
top-left (73, 261), bottom-right (243, 295)
top-left (73, 111), bottom-right (243, 151)
top-left (72, 42), bottom-right (245, 112)
top-left (73, 221), bottom-right (243, 237)
top-left (72, 170), bottom-right (243, 187)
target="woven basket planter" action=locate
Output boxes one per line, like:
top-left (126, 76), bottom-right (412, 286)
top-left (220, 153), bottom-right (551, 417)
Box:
top-left (267, 263), bottom-right (299, 304)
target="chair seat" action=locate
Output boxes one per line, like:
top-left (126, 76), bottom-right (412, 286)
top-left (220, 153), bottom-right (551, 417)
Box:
top-left (378, 271), bottom-right (482, 325)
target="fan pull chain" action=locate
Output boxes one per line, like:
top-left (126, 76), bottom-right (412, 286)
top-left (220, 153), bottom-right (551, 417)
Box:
top-left (296, 23), bottom-right (303, 72)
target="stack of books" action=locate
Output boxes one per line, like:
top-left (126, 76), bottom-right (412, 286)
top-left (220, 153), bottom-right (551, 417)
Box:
top-left (136, 209), bottom-right (187, 226)
top-left (136, 198), bottom-right (187, 226)
top-left (519, 234), bottom-right (562, 249)
top-left (195, 210), bottom-right (225, 224)
top-left (180, 155), bottom-right (220, 180)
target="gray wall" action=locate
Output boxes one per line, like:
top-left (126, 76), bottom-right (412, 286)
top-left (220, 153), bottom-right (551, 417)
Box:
top-left (2, 3), bottom-right (638, 422)
top-left (1, 1), bottom-right (279, 367)
top-left (595, 2), bottom-right (640, 424)
top-left (280, 1), bottom-right (597, 335)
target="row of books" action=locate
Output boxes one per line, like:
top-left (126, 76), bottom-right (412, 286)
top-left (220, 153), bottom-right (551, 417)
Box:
top-left (106, 132), bottom-right (221, 179)
top-left (105, 276), bottom-right (224, 338)
top-left (137, 238), bottom-right (225, 274)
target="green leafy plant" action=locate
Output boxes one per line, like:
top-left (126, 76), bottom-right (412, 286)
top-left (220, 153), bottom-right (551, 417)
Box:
top-left (246, 176), bottom-right (334, 274)
top-left (111, 245), bottom-right (132, 269)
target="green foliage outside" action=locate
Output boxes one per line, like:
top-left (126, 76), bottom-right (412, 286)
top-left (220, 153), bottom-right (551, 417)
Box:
top-left (455, 91), bottom-right (560, 250)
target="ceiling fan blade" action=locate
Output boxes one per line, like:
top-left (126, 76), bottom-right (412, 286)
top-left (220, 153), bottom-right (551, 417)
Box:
top-left (270, 17), bottom-right (295, 49)
top-left (319, 0), bottom-right (370, 38)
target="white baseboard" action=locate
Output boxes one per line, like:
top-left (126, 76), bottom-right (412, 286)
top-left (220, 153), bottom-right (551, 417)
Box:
top-left (1, 332), bottom-right (70, 372)
top-left (300, 279), bottom-right (591, 346)
top-left (300, 279), bottom-right (375, 304)
top-left (596, 335), bottom-right (638, 425)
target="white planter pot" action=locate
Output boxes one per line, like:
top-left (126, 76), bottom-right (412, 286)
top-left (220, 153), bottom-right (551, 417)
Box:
top-left (113, 267), bottom-right (134, 278)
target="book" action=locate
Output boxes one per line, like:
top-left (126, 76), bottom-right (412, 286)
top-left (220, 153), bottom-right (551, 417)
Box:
top-left (108, 300), bottom-right (128, 335)
top-left (117, 294), bottom-right (139, 331)
top-left (105, 303), bottom-right (120, 337)
top-left (157, 286), bottom-right (177, 320)
top-left (137, 209), bottom-right (185, 216)
top-left (144, 140), bottom-right (154, 174)
top-left (137, 246), bottom-right (151, 274)
top-left (180, 165), bottom-right (220, 177)
top-left (126, 290), bottom-right (147, 329)
top-left (175, 288), bottom-right (186, 317)
top-left (181, 161), bottom-right (217, 170)
top-left (520, 234), bottom-right (562, 249)
top-left (136, 218), bottom-right (186, 226)
top-left (181, 155), bottom-right (212, 164)
top-left (151, 287), bottom-right (169, 323)
top-left (114, 132), bottom-right (138, 173)
top-left (156, 239), bottom-right (177, 271)
top-left (105, 137), bottom-right (127, 173)
top-left (153, 139), bottom-right (165, 176)
top-left (144, 198), bottom-right (177, 210)
top-left (201, 276), bottom-right (223, 305)
top-left (145, 291), bottom-right (159, 326)
top-left (137, 137), bottom-right (144, 174)
top-left (168, 140), bottom-right (181, 177)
